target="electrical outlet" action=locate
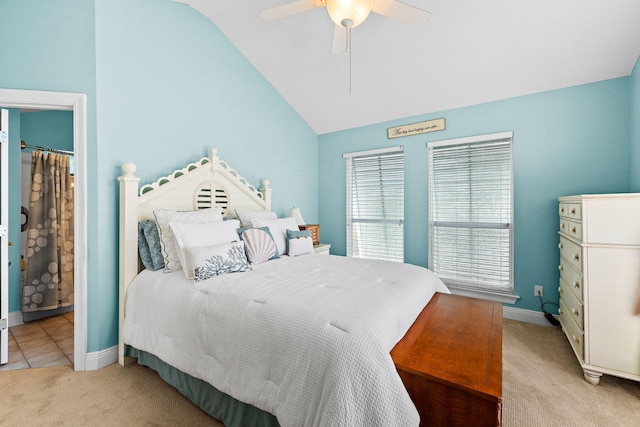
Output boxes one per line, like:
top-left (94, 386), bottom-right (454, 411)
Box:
top-left (534, 285), bottom-right (543, 297)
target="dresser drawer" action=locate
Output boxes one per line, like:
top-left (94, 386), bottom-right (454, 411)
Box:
top-left (558, 259), bottom-right (583, 301)
top-left (559, 218), bottom-right (582, 241)
top-left (559, 202), bottom-right (582, 220)
top-left (559, 299), bottom-right (584, 361)
top-left (559, 236), bottom-right (583, 272)
top-left (559, 278), bottom-right (584, 329)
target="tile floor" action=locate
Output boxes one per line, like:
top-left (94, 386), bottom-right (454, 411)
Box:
top-left (0, 311), bottom-right (74, 371)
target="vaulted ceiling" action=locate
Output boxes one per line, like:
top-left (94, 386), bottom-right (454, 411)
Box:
top-left (175, 0), bottom-right (640, 134)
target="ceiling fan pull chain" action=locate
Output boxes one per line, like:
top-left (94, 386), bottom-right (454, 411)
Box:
top-left (345, 24), bottom-right (350, 53)
top-left (348, 25), bottom-right (352, 94)
top-left (341, 18), bottom-right (354, 94)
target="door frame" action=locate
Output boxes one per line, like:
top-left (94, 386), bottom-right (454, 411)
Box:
top-left (0, 88), bottom-right (87, 371)
top-left (1, 108), bottom-right (8, 365)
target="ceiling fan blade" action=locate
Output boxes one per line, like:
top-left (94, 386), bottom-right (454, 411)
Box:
top-left (331, 24), bottom-right (347, 54)
top-left (259, 0), bottom-right (325, 21)
top-left (372, 0), bottom-right (432, 25)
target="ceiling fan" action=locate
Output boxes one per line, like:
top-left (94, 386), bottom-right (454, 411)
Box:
top-left (260, 0), bottom-right (432, 54)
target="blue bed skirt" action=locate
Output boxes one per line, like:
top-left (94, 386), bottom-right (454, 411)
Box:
top-left (126, 346), bottom-right (280, 427)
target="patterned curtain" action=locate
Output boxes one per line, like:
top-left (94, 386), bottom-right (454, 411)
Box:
top-left (22, 151), bottom-right (74, 312)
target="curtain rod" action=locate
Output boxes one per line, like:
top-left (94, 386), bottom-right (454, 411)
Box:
top-left (21, 140), bottom-right (73, 156)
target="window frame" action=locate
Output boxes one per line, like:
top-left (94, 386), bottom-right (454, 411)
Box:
top-left (427, 132), bottom-right (518, 304)
top-left (344, 145), bottom-right (405, 262)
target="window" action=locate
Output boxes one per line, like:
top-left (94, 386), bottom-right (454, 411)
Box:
top-left (428, 132), bottom-right (517, 304)
top-left (344, 146), bottom-right (404, 262)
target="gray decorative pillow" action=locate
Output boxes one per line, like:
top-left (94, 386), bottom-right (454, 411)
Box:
top-left (187, 241), bottom-right (251, 283)
top-left (138, 221), bottom-right (154, 270)
top-left (139, 219), bottom-right (164, 270)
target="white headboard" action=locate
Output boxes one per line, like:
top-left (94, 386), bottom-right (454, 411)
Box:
top-left (117, 148), bottom-right (272, 365)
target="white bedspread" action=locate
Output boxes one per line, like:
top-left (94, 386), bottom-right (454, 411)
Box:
top-left (123, 254), bottom-right (449, 427)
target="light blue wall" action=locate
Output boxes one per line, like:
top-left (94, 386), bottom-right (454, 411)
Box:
top-left (318, 78), bottom-right (631, 312)
top-left (1, 0), bottom-right (636, 355)
top-left (0, 0), bottom-right (97, 317)
top-left (93, 0), bottom-right (317, 351)
top-left (2, 0), bottom-right (317, 353)
top-left (630, 56), bottom-right (640, 191)
top-left (20, 111), bottom-right (74, 153)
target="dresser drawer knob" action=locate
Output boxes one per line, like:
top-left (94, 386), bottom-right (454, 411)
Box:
top-left (571, 227), bottom-right (577, 233)
top-left (572, 308), bottom-right (579, 316)
top-left (572, 335), bottom-right (580, 344)
top-left (558, 287), bottom-right (563, 293)
top-left (573, 254), bottom-right (580, 261)
top-left (573, 281), bottom-right (580, 289)
top-left (558, 265), bottom-right (564, 271)
top-left (561, 207), bottom-right (565, 213)
top-left (561, 223), bottom-right (566, 229)
top-left (571, 208), bottom-right (576, 215)
top-left (558, 243), bottom-right (564, 249)
top-left (558, 307), bottom-right (563, 315)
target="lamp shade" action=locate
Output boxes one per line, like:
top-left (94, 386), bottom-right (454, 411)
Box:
top-left (289, 207), bottom-right (305, 226)
top-left (326, 0), bottom-right (374, 28)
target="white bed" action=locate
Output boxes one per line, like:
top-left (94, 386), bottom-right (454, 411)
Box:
top-left (118, 149), bottom-right (449, 427)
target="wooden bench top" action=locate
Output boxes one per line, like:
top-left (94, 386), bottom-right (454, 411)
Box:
top-left (391, 292), bottom-right (503, 426)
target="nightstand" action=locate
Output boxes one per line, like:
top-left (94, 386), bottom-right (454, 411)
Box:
top-left (313, 243), bottom-right (331, 255)
top-left (299, 224), bottom-right (320, 245)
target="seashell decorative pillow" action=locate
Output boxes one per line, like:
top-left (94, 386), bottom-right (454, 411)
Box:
top-left (251, 217), bottom-right (300, 255)
top-left (238, 227), bottom-right (280, 264)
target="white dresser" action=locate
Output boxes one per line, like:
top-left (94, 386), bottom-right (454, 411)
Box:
top-left (557, 194), bottom-right (640, 384)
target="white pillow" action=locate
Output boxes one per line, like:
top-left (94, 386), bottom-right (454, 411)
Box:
top-left (154, 207), bottom-right (224, 272)
top-left (286, 229), bottom-right (314, 256)
top-left (235, 208), bottom-right (277, 228)
top-left (169, 219), bottom-right (241, 279)
top-left (185, 241), bottom-right (251, 282)
top-left (251, 217), bottom-right (299, 255)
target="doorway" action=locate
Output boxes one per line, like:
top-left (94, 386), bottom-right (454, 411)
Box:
top-left (0, 88), bottom-right (87, 371)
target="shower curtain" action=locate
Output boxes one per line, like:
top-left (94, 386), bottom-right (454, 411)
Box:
top-left (22, 151), bottom-right (74, 312)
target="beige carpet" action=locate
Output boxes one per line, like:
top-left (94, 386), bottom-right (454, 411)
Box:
top-left (1, 319), bottom-right (638, 426)
top-left (502, 319), bottom-right (640, 427)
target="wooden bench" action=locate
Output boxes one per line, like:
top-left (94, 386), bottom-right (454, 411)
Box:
top-left (391, 293), bottom-right (503, 427)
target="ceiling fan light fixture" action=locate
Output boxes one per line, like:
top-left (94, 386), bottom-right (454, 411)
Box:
top-left (325, 0), bottom-right (374, 28)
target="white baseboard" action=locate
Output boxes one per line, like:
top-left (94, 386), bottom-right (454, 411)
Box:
top-left (8, 311), bottom-right (23, 327)
top-left (503, 306), bottom-right (556, 327)
top-left (84, 345), bottom-right (118, 371)
top-left (8, 309), bottom-right (116, 371)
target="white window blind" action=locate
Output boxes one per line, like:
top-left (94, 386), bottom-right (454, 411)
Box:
top-left (428, 132), bottom-right (514, 299)
top-left (344, 146), bottom-right (404, 262)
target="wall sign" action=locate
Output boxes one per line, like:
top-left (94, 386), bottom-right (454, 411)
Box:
top-left (387, 118), bottom-right (445, 139)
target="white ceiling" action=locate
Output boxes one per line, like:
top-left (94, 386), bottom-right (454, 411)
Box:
top-left (175, 0), bottom-right (640, 135)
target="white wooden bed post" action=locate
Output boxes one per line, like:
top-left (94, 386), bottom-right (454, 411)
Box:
top-left (118, 162), bottom-right (139, 366)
